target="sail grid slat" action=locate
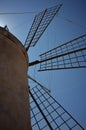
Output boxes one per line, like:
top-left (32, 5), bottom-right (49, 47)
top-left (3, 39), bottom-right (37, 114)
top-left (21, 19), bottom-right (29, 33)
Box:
top-left (39, 34), bottom-right (86, 71)
top-left (29, 85), bottom-right (84, 130)
top-left (24, 4), bottom-right (62, 51)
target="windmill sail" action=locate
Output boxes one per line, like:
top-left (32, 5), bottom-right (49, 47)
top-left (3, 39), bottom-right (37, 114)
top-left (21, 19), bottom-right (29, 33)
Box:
top-left (24, 4), bottom-right (62, 51)
top-left (29, 77), bottom-right (84, 130)
top-left (38, 34), bottom-right (86, 71)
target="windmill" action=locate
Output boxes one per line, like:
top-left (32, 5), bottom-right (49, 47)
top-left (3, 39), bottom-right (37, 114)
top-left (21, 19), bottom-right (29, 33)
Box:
top-left (0, 3), bottom-right (85, 130)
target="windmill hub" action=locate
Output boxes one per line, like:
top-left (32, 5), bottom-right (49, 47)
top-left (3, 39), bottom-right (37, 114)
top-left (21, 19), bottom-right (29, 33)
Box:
top-left (0, 27), bottom-right (31, 130)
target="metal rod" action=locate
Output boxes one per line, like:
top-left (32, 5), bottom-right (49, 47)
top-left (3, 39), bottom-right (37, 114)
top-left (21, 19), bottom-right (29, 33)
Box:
top-left (29, 47), bottom-right (86, 67)
top-left (29, 89), bottom-right (53, 130)
top-left (26, 9), bottom-right (47, 51)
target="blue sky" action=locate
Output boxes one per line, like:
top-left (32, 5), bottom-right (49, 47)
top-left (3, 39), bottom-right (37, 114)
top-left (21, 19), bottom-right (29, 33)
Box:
top-left (0, 0), bottom-right (86, 129)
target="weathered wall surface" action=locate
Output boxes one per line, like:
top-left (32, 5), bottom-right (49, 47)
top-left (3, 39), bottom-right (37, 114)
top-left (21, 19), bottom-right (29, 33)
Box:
top-left (0, 27), bottom-right (31, 130)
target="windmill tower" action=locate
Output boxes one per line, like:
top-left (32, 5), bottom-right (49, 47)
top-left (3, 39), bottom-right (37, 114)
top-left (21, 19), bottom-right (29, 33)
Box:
top-left (0, 4), bottom-right (85, 130)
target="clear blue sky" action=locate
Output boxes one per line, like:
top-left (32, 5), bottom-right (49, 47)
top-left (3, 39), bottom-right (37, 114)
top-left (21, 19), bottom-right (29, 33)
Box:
top-left (0, 0), bottom-right (86, 129)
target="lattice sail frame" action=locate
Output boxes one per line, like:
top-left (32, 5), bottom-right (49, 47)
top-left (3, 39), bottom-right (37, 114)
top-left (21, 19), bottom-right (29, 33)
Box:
top-left (39, 34), bottom-right (86, 71)
top-left (24, 4), bottom-right (62, 51)
top-left (29, 77), bottom-right (84, 130)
